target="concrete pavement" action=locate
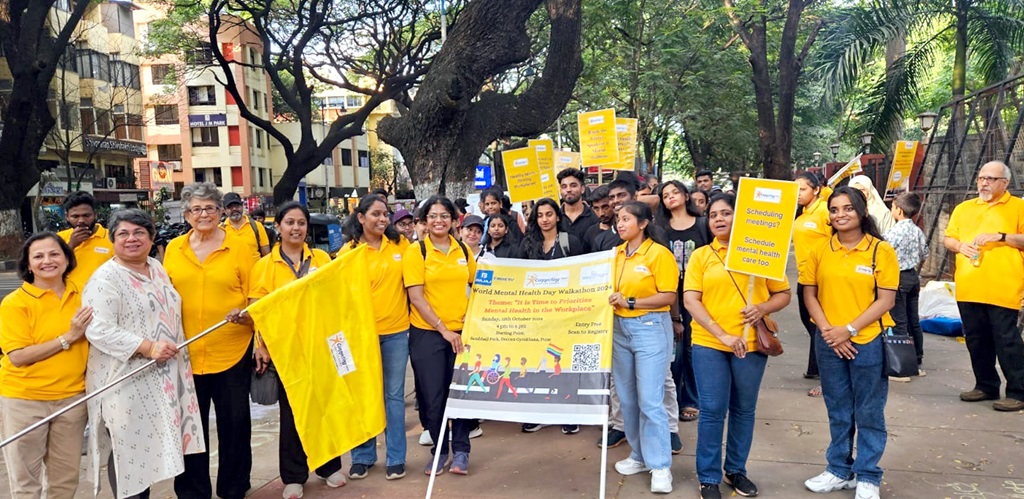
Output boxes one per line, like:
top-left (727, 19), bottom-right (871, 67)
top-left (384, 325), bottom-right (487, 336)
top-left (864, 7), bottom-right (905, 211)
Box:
top-left (1, 266), bottom-right (1022, 498)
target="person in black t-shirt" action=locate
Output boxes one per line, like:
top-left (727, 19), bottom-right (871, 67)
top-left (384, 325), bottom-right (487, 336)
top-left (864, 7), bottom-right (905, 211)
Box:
top-left (584, 185), bottom-right (614, 252)
top-left (519, 198), bottom-right (584, 260)
top-left (480, 212), bottom-right (523, 259)
top-left (558, 168), bottom-right (598, 252)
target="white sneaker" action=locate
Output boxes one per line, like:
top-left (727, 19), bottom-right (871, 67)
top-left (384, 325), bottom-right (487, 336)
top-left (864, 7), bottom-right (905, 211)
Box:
top-left (469, 426), bottom-right (483, 439)
top-left (320, 470), bottom-right (347, 488)
top-left (805, 470), bottom-right (857, 493)
top-left (614, 457), bottom-right (648, 476)
top-left (856, 482), bottom-right (880, 499)
top-left (419, 430), bottom-right (433, 446)
top-left (650, 468), bottom-right (673, 494)
top-left (282, 483), bottom-right (303, 499)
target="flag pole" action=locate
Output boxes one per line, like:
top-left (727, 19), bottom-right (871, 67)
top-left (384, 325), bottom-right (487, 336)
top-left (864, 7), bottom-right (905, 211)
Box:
top-left (599, 415), bottom-right (609, 499)
top-left (0, 318), bottom-right (234, 449)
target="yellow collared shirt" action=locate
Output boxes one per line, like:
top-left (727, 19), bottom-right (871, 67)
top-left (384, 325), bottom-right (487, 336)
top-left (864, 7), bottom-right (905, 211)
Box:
top-left (798, 234), bottom-right (899, 344)
top-left (945, 191), bottom-right (1024, 310)
top-left (164, 230), bottom-right (255, 374)
top-left (793, 197), bottom-right (832, 274)
top-left (403, 236), bottom-right (476, 331)
top-left (58, 224), bottom-right (114, 290)
top-left (613, 238), bottom-right (679, 318)
top-left (685, 239), bottom-right (790, 353)
top-left (222, 215), bottom-right (270, 264)
top-left (339, 237), bottom-right (410, 336)
top-left (0, 281), bottom-right (88, 400)
top-left (249, 244), bottom-right (332, 301)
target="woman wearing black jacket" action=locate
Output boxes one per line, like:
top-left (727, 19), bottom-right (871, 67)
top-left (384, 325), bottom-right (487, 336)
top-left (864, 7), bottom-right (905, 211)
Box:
top-left (481, 212), bottom-right (523, 259)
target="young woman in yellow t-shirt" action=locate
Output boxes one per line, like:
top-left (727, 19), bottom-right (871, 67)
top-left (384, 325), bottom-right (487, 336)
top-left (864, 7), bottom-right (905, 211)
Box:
top-left (683, 194), bottom-right (791, 498)
top-left (794, 172), bottom-right (831, 392)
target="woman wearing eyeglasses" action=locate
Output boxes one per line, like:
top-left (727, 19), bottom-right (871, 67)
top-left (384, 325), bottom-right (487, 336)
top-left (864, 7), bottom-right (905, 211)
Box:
top-left (404, 195), bottom-right (477, 476)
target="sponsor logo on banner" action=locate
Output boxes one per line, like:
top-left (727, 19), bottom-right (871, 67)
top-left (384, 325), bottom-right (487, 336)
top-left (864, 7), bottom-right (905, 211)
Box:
top-left (524, 270), bottom-right (570, 288)
top-left (579, 264), bottom-right (611, 286)
top-left (475, 270), bottom-right (495, 286)
top-left (753, 188), bottom-right (783, 204)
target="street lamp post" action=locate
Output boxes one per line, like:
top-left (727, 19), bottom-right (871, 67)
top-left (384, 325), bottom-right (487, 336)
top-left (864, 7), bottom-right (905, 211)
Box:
top-left (812, 151), bottom-right (821, 168)
top-left (860, 131), bottom-right (874, 154)
top-left (830, 143), bottom-right (841, 162)
top-left (917, 111), bottom-right (937, 134)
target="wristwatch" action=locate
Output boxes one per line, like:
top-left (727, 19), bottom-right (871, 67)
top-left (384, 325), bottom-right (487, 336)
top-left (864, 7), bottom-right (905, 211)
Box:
top-left (1000, 232), bottom-right (1007, 242)
top-left (845, 324), bottom-right (859, 337)
top-left (627, 297), bottom-right (636, 310)
top-left (58, 335), bottom-right (70, 350)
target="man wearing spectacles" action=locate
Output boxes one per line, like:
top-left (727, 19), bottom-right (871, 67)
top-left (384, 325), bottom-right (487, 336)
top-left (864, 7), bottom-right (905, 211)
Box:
top-left (220, 192), bottom-right (270, 260)
top-left (943, 160), bottom-right (1024, 412)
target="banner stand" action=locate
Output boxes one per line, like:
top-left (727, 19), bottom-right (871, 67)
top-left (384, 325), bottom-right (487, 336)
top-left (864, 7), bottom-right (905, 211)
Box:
top-left (424, 410), bottom-right (611, 499)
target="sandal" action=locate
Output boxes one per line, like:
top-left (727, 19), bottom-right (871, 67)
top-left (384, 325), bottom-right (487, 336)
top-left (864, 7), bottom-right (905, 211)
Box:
top-left (679, 407), bottom-right (699, 422)
top-left (807, 385), bottom-right (822, 397)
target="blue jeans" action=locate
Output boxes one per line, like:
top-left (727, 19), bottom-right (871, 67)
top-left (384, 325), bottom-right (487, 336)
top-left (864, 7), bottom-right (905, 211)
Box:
top-left (815, 334), bottom-right (888, 485)
top-left (692, 345), bottom-right (766, 484)
top-left (612, 312), bottom-right (673, 470)
top-left (351, 330), bottom-right (409, 467)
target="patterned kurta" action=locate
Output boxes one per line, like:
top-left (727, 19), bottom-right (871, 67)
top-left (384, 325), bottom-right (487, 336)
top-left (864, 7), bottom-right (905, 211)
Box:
top-left (83, 258), bottom-right (204, 498)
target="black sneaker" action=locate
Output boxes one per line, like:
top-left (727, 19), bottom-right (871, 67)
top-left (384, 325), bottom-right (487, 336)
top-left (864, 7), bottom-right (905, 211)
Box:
top-left (385, 464), bottom-right (406, 480)
top-left (597, 429), bottom-right (627, 448)
top-left (349, 463), bottom-right (372, 479)
top-left (725, 473), bottom-right (759, 497)
top-left (670, 432), bottom-right (682, 455)
top-left (562, 425), bottom-right (580, 434)
top-left (700, 483), bottom-right (722, 499)
top-left (521, 423), bottom-right (548, 433)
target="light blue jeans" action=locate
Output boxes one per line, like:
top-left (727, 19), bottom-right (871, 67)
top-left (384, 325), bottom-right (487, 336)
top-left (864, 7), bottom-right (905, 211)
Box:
top-left (351, 330), bottom-right (409, 467)
top-left (693, 345), bottom-right (767, 484)
top-left (612, 312), bottom-right (673, 470)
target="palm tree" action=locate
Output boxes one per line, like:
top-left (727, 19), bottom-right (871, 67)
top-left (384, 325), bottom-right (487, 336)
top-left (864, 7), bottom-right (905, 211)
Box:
top-left (816, 0), bottom-right (1024, 149)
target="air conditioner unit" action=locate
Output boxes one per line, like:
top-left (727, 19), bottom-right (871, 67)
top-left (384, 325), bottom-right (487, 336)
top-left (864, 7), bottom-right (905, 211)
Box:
top-left (105, 177), bottom-right (117, 189)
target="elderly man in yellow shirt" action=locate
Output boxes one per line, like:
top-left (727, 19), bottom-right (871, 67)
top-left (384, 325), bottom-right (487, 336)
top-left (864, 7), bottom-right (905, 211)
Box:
top-left (943, 160), bottom-right (1024, 412)
top-left (57, 191), bottom-right (113, 290)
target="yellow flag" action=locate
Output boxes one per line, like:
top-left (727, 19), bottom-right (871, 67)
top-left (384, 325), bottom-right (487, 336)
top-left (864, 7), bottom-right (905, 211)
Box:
top-left (247, 246), bottom-right (384, 468)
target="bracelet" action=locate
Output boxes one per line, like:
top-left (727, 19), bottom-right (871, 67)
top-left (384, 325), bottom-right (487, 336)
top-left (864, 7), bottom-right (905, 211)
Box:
top-left (57, 335), bottom-right (70, 351)
top-left (433, 317), bottom-right (443, 329)
top-left (149, 343), bottom-right (160, 359)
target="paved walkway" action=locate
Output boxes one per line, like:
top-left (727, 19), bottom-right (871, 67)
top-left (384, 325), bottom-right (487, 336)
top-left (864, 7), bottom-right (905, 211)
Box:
top-left (1, 267), bottom-right (1021, 498)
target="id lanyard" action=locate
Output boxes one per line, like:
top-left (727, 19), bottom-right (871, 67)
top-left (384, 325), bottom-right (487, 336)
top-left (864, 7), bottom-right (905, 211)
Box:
top-left (279, 246), bottom-right (312, 279)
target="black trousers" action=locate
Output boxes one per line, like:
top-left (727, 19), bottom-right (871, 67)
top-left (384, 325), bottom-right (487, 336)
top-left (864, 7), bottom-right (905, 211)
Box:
top-left (409, 326), bottom-right (472, 457)
top-left (890, 269), bottom-right (924, 365)
top-left (797, 284), bottom-right (819, 377)
top-left (958, 301), bottom-right (1024, 401)
top-left (174, 347), bottom-right (254, 499)
top-left (279, 376), bottom-right (342, 484)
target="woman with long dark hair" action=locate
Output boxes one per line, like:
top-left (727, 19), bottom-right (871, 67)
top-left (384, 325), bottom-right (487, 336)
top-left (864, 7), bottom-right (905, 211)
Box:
top-left (691, 190), bottom-right (709, 216)
top-left (481, 212), bottom-right (522, 258)
top-left (656, 180), bottom-right (711, 424)
top-left (342, 194), bottom-right (411, 480)
top-left (608, 200), bottom-right (679, 494)
top-left (479, 188), bottom-right (524, 247)
top-left (519, 198), bottom-right (583, 260)
top-left (793, 172), bottom-right (832, 396)
top-left (800, 187), bottom-right (898, 499)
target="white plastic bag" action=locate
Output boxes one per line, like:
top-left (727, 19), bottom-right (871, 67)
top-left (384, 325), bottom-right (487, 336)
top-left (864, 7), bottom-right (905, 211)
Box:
top-left (919, 280), bottom-right (960, 320)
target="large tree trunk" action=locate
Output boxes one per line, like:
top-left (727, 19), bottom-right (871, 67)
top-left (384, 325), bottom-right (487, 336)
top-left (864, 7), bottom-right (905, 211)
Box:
top-left (378, 0), bottom-right (583, 194)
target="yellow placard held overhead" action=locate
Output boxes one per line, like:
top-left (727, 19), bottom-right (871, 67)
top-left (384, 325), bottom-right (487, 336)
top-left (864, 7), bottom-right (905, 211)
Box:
top-left (725, 178), bottom-right (799, 281)
top-left (827, 155), bottom-right (864, 188)
top-left (554, 151), bottom-right (582, 173)
top-left (530, 139), bottom-right (559, 200)
top-left (884, 141), bottom-right (919, 198)
top-left (606, 118), bottom-right (638, 171)
top-left (578, 109), bottom-right (619, 167)
top-left (503, 147), bottom-right (544, 203)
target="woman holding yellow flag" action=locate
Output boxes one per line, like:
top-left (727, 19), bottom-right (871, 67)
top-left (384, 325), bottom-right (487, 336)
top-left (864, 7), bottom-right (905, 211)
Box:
top-left (684, 194), bottom-right (791, 499)
top-left (794, 172), bottom-right (831, 396)
top-left (248, 202), bottom-right (345, 499)
top-left (403, 195), bottom-right (477, 476)
top-left (341, 194), bottom-right (411, 481)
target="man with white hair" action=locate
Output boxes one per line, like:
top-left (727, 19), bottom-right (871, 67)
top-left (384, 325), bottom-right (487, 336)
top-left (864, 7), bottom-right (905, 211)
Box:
top-left (943, 160), bottom-right (1024, 411)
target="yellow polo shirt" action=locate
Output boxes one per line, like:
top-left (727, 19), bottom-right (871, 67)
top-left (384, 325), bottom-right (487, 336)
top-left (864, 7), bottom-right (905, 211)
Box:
top-left (58, 224), bottom-right (113, 290)
top-left (164, 230), bottom-right (254, 374)
top-left (685, 239), bottom-right (790, 353)
top-left (249, 245), bottom-right (332, 300)
top-left (793, 197), bottom-right (831, 274)
top-left (798, 235), bottom-right (898, 344)
top-left (221, 215), bottom-right (270, 263)
top-left (403, 236), bottom-right (476, 331)
top-left (0, 282), bottom-right (88, 400)
top-left (613, 238), bottom-right (679, 318)
top-left (339, 237), bottom-right (410, 336)
top-left (945, 192), bottom-right (1024, 310)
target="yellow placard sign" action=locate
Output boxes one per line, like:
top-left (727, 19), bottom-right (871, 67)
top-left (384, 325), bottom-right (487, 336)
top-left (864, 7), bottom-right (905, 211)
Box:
top-left (530, 139), bottom-right (559, 200)
top-left (605, 118), bottom-right (638, 171)
top-left (554, 151), bottom-right (582, 173)
top-left (827, 154), bottom-right (863, 188)
top-left (578, 109), bottom-right (619, 167)
top-left (884, 141), bottom-right (919, 198)
top-left (725, 178), bottom-right (799, 281)
top-left (503, 147), bottom-right (543, 203)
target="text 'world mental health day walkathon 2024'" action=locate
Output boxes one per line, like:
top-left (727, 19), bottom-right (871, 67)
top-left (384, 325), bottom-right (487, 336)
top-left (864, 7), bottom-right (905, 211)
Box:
top-left (445, 251), bottom-right (616, 426)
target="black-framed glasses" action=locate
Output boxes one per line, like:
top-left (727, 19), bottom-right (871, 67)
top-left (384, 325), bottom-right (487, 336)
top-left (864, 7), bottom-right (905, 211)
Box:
top-left (188, 206), bottom-right (221, 215)
top-left (976, 176), bottom-right (1007, 184)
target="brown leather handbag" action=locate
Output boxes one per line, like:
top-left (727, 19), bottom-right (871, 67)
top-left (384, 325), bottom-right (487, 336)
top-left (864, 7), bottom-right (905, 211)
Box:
top-left (712, 251), bottom-right (784, 356)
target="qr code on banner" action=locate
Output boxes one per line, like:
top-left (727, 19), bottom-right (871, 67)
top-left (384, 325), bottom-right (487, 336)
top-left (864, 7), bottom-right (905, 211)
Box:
top-left (571, 343), bottom-right (602, 372)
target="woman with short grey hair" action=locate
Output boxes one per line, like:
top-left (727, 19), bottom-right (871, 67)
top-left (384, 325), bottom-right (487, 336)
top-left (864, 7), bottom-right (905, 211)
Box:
top-left (179, 182), bottom-right (223, 208)
top-left (84, 208), bottom-right (204, 499)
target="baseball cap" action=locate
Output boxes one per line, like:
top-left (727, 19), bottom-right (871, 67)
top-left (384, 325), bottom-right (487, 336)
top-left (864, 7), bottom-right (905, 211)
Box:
top-left (391, 208), bottom-right (413, 224)
top-left (461, 214), bottom-right (484, 229)
top-left (223, 192), bottom-right (243, 206)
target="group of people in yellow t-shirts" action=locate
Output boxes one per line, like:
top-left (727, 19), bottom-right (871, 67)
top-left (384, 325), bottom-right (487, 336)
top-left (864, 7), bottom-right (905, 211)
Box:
top-left (4, 164), bottom-right (1020, 499)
